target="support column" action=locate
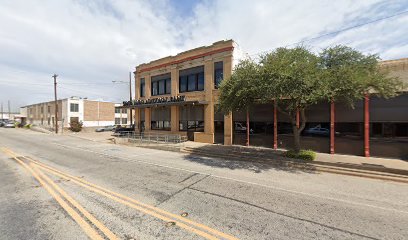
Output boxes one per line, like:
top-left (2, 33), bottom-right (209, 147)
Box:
top-left (144, 108), bottom-right (151, 131)
top-left (170, 106), bottom-right (179, 133)
top-left (364, 94), bottom-right (370, 157)
top-left (134, 108), bottom-right (140, 131)
top-left (203, 60), bottom-right (215, 143)
top-left (170, 66), bottom-right (179, 96)
top-left (273, 100), bottom-right (278, 150)
top-left (224, 112), bottom-right (233, 145)
top-left (330, 101), bottom-right (335, 154)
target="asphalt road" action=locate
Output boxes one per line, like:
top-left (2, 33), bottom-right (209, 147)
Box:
top-left (0, 128), bottom-right (407, 240)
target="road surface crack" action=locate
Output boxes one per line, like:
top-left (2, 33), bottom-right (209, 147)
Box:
top-left (188, 188), bottom-right (380, 240)
top-left (155, 175), bottom-right (210, 207)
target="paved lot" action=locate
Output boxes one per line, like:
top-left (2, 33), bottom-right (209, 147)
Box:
top-left (0, 128), bottom-right (407, 239)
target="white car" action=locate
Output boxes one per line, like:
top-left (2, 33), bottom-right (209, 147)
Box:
top-left (4, 122), bottom-right (15, 128)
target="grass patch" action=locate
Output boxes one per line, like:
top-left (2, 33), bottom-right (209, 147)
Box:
top-left (284, 149), bottom-right (316, 161)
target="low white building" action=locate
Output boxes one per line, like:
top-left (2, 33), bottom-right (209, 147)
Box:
top-left (20, 97), bottom-right (127, 128)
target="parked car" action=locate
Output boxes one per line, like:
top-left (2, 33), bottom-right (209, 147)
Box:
top-left (112, 126), bottom-right (134, 137)
top-left (95, 125), bottom-right (116, 132)
top-left (4, 122), bottom-right (15, 128)
top-left (304, 126), bottom-right (340, 137)
top-left (0, 121), bottom-right (5, 127)
top-left (234, 122), bottom-right (247, 133)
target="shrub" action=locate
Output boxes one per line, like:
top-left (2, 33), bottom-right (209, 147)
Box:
top-left (69, 121), bottom-right (83, 132)
top-left (284, 149), bottom-right (316, 161)
top-left (24, 124), bottom-right (32, 129)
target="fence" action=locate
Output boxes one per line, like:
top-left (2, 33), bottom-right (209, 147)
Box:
top-left (113, 132), bottom-right (188, 151)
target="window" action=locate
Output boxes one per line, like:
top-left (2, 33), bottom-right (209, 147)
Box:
top-left (47, 106), bottom-right (51, 114)
top-left (41, 106), bottom-right (44, 114)
top-left (179, 105), bottom-right (204, 132)
top-left (151, 73), bottom-right (171, 96)
top-left (151, 107), bottom-right (171, 130)
top-left (214, 61), bottom-right (223, 88)
top-left (122, 109), bottom-right (127, 114)
top-left (179, 66), bottom-right (205, 92)
top-left (140, 78), bottom-right (145, 97)
top-left (166, 79), bottom-right (171, 94)
top-left (115, 118), bottom-right (121, 125)
top-left (122, 118), bottom-right (127, 124)
top-left (70, 103), bottom-right (79, 112)
top-left (115, 108), bottom-right (121, 114)
top-left (179, 76), bottom-right (188, 93)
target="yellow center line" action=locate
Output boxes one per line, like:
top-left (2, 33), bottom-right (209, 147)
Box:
top-left (29, 163), bottom-right (120, 240)
top-left (23, 152), bottom-right (238, 240)
top-left (0, 147), bottom-right (105, 240)
top-left (36, 162), bottom-right (220, 240)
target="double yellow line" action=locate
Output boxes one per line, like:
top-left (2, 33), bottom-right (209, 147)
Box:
top-left (1, 147), bottom-right (238, 240)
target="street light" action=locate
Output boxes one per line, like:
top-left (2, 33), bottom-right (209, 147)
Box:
top-left (112, 72), bottom-right (133, 129)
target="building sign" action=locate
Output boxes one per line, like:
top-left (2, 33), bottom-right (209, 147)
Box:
top-left (123, 96), bottom-right (186, 107)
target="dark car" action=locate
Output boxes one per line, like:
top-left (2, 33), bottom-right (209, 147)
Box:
top-left (112, 126), bottom-right (134, 137)
top-left (95, 125), bottom-right (116, 132)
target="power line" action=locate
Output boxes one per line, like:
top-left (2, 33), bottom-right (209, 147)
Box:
top-left (247, 9), bottom-right (408, 58)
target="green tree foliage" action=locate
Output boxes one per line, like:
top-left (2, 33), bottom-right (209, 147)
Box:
top-left (69, 120), bottom-right (83, 132)
top-left (320, 45), bottom-right (403, 106)
top-left (259, 46), bottom-right (323, 152)
top-left (218, 59), bottom-right (261, 113)
top-left (218, 45), bottom-right (402, 153)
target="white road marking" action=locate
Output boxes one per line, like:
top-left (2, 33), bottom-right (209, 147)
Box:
top-left (51, 142), bottom-right (408, 215)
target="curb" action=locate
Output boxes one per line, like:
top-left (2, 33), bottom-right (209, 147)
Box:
top-left (181, 148), bottom-right (408, 183)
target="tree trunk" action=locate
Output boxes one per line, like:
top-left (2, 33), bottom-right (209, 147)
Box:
top-left (292, 109), bottom-right (306, 153)
top-left (293, 126), bottom-right (301, 153)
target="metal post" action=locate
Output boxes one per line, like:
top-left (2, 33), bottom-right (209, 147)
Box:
top-left (7, 100), bottom-right (11, 120)
top-left (330, 100), bottom-right (335, 154)
top-left (129, 72), bottom-right (133, 129)
top-left (273, 100), bottom-right (278, 150)
top-left (52, 74), bottom-right (58, 134)
top-left (364, 94), bottom-right (370, 157)
top-left (246, 110), bottom-right (250, 147)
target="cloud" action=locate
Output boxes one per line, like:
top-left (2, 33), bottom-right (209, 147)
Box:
top-left (0, 0), bottom-right (407, 110)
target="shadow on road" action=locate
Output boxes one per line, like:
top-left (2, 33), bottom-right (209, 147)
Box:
top-left (182, 144), bottom-right (317, 174)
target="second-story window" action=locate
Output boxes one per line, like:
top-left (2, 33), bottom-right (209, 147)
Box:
top-left (140, 78), bottom-right (145, 97)
top-left (151, 73), bottom-right (171, 96)
top-left (179, 65), bottom-right (205, 93)
top-left (214, 61), bottom-right (224, 88)
top-left (70, 103), bottom-right (79, 112)
top-left (115, 108), bottom-right (121, 114)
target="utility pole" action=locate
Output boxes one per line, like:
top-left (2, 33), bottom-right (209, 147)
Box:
top-left (53, 74), bottom-right (58, 134)
top-left (8, 100), bottom-right (10, 120)
top-left (129, 72), bottom-right (133, 129)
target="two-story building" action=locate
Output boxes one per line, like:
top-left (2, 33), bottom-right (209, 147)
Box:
top-left (128, 40), bottom-right (239, 144)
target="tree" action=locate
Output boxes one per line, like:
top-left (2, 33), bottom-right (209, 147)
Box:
top-left (320, 45), bottom-right (403, 105)
top-left (218, 59), bottom-right (261, 146)
top-left (69, 120), bottom-right (83, 132)
top-left (259, 46), bottom-right (323, 153)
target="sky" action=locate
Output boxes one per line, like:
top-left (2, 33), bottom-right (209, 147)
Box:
top-left (0, 0), bottom-right (407, 111)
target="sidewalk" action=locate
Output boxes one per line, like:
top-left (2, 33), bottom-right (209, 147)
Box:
top-left (58, 131), bottom-right (408, 179)
top-left (182, 141), bottom-right (408, 178)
